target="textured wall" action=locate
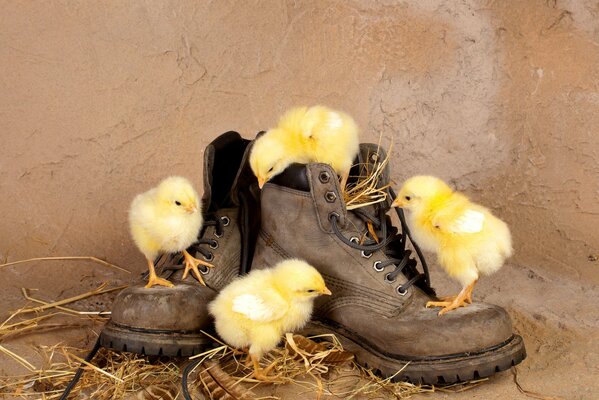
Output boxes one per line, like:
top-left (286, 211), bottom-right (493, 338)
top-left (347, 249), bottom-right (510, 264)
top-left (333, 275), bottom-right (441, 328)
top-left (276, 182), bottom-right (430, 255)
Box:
top-left (1, 0), bottom-right (598, 285)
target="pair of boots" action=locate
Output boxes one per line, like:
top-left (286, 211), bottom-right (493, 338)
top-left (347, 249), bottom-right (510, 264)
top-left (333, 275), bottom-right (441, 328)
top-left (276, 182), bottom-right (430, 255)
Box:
top-left (101, 131), bottom-right (525, 384)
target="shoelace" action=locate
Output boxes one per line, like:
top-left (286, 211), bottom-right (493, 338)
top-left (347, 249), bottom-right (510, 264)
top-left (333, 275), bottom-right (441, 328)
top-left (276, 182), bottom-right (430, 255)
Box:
top-left (329, 189), bottom-right (434, 295)
top-left (144, 215), bottom-right (229, 281)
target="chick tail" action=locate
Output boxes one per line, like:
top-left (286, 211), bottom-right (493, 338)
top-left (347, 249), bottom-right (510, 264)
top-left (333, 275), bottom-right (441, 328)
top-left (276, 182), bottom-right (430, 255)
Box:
top-left (144, 258), bottom-right (174, 288)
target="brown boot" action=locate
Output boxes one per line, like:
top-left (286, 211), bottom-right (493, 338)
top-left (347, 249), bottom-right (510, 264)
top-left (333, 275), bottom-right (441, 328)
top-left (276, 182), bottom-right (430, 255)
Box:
top-left (252, 144), bottom-right (525, 384)
top-left (101, 131), bottom-right (260, 356)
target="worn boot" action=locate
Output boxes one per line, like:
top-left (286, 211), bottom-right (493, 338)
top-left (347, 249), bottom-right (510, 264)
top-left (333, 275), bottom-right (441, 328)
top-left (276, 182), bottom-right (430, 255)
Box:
top-left (101, 131), bottom-right (259, 356)
top-left (252, 144), bottom-right (526, 384)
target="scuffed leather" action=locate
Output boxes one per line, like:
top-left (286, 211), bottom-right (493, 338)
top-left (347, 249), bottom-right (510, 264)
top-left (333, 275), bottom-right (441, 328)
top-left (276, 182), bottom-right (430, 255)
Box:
top-left (253, 154), bottom-right (514, 358)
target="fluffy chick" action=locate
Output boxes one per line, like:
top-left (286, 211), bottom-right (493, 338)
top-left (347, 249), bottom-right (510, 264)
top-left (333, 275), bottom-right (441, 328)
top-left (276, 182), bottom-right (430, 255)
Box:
top-left (392, 176), bottom-right (512, 315)
top-left (129, 176), bottom-right (213, 288)
top-left (208, 259), bottom-right (331, 380)
top-left (250, 106), bottom-right (360, 190)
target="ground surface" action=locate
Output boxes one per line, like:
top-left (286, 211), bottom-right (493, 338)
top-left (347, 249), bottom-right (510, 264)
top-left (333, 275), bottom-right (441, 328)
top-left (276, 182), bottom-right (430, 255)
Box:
top-left (1, 258), bottom-right (597, 399)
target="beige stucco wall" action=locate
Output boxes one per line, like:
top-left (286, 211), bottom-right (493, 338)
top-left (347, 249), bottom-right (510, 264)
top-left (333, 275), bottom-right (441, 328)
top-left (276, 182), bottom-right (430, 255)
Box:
top-left (1, 0), bottom-right (598, 285)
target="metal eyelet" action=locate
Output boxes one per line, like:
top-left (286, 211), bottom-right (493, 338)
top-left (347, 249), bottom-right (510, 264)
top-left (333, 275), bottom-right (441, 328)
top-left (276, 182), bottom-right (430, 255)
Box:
top-left (384, 273), bottom-right (396, 283)
top-left (370, 153), bottom-right (379, 162)
top-left (220, 216), bottom-right (230, 226)
top-left (373, 261), bottom-right (384, 272)
top-left (199, 265), bottom-right (210, 275)
top-left (204, 252), bottom-right (214, 262)
top-left (329, 212), bottom-right (340, 222)
top-left (397, 286), bottom-right (408, 296)
top-left (361, 250), bottom-right (372, 259)
top-left (209, 240), bottom-right (219, 250)
top-left (325, 191), bottom-right (337, 203)
top-left (319, 171), bottom-right (331, 183)
top-left (349, 236), bottom-right (359, 244)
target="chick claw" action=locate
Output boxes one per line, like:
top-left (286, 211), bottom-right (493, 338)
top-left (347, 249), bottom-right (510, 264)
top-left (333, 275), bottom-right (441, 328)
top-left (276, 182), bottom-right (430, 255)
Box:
top-left (250, 355), bottom-right (282, 382)
top-left (145, 276), bottom-right (175, 289)
top-left (426, 298), bottom-right (469, 316)
top-left (145, 259), bottom-right (175, 289)
top-left (426, 281), bottom-right (476, 316)
top-left (181, 249), bottom-right (214, 286)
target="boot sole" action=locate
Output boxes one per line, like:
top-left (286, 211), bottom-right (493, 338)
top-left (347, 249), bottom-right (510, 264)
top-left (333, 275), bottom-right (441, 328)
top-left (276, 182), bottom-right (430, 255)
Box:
top-left (99, 321), bottom-right (212, 357)
top-left (302, 320), bottom-right (526, 385)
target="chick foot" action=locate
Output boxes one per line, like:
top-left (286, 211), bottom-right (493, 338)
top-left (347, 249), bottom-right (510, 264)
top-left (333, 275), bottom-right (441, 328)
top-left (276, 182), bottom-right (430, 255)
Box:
top-left (426, 281), bottom-right (476, 316)
top-left (144, 259), bottom-right (175, 289)
top-left (250, 354), bottom-right (282, 382)
top-left (181, 249), bottom-right (214, 285)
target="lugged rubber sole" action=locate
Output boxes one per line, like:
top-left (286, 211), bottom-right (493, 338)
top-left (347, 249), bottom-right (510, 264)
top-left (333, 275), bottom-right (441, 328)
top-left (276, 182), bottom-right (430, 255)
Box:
top-left (99, 321), bottom-right (212, 357)
top-left (302, 320), bottom-right (526, 385)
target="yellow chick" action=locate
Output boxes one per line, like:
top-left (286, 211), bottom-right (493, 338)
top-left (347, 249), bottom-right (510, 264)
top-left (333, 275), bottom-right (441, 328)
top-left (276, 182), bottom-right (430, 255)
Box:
top-left (208, 259), bottom-right (331, 380)
top-left (129, 176), bottom-right (213, 289)
top-left (250, 106), bottom-right (360, 190)
top-left (392, 176), bottom-right (513, 316)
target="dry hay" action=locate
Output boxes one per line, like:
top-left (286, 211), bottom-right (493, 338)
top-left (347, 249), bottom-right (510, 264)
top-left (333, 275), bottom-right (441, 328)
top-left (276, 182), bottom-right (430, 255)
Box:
top-left (343, 139), bottom-right (392, 211)
top-left (0, 258), bottom-right (487, 399)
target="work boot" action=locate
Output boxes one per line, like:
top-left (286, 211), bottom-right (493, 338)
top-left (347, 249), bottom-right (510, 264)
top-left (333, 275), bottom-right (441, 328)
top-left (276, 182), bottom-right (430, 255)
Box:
top-left (101, 131), bottom-right (260, 356)
top-left (252, 144), bottom-right (526, 384)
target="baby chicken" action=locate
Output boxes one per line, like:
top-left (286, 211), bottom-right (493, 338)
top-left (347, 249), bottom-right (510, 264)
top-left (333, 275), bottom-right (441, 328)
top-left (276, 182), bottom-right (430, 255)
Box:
top-left (129, 176), bottom-right (213, 288)
top-left (208, 259), bottom-right (331, 380)
top-left (250, 106), bottom-right (360, 190)
top-left (392, 176), bottom-right (512, 316)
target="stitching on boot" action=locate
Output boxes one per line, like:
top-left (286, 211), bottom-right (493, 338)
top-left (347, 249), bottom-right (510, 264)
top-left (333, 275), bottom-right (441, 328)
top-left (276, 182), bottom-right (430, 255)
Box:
top-left (268, 184), bottom-right (311, 198)
top-left (320, 273), bottom-right (402, 317)
top-left (258, 229), bottom-right (291, 259)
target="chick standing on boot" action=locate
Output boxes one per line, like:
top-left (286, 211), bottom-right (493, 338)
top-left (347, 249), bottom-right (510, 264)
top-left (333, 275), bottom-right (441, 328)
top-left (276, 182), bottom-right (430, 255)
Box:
top-left (392, 176), bottom-right (513, 315)
top-left (209, 259), bottom-right (331, 380)
top-left (129, 176), bottom-right (213, 288)
top-left (250, 105), bottom-right (359, 191)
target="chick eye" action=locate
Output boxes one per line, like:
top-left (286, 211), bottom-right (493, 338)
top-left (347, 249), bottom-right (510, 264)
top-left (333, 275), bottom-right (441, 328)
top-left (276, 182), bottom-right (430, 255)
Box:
top-left (175, 201), bottom-right (182, 206)
top-left (268, 166), bottom-right (274, 173)
top-left (404, 196), bottom-right (411, 201)
top-left (307, 289), bottom-right (315, 293)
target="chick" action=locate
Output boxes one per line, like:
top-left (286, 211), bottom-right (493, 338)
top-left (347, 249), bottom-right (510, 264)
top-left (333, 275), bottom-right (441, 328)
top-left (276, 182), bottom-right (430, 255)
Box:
top-left (129, 176), bottom-right (213, 289)
top-left (250, 106), bottom-right (360, 190)
top-left (208, 259), bottom-right (331, 380)
top-left (392, 176), bottom-right (513, 315)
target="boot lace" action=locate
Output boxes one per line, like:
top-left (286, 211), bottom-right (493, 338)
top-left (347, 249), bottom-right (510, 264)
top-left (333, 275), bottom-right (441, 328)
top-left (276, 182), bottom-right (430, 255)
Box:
top-left (146, 214), bottom-right (230, 281)
top-left (328, 188), bottom-right (434, 295)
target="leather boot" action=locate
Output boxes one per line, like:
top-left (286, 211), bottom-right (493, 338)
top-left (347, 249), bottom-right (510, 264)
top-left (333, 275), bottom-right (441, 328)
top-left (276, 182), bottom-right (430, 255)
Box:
top-left (252, 144), bottom-right (526, 384)
top-left (101, 131), bottom-right (260, 356)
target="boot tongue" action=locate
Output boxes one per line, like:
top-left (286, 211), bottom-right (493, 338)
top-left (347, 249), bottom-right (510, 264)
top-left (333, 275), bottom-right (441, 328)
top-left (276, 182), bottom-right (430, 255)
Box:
top-left (345, 143), bottom-right (392, 231)
top-left (202, 131), bottom-right (249, 212)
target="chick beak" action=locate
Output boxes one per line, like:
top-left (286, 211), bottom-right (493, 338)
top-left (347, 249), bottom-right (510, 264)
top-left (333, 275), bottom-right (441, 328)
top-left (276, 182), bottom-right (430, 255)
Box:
top-left (391, 198), bottom-right (404, 208)
top-left (258, 178), bottom-right (266, 189)
top-left (321, 287), bottom-right (332, 296)
top-left (185, 204), bottom-right (198, 214)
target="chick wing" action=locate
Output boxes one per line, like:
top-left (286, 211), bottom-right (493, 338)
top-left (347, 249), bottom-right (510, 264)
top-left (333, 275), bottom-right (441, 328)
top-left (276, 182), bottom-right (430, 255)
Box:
top-left (447, 209), bottom-right (485, 234)
top-left (232, 290), bottom-right (288, 322)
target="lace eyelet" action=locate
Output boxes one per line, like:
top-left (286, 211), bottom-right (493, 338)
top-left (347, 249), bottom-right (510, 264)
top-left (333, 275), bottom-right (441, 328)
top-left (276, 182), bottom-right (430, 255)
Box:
top-left (396, 286), bottom-right (407, 296)
top-left (325, 191), bottom-right (337, 203)
top-left (319, 171), bottom-right (331, 183)
top-left (361, 250), bottom-right (372, 259)
top-left (370, 153), bottom-right (379, 162)
top-left (204, 252), bottom-right (214, 262)
top-left (220, 216), bottom-right (230, 226)
top-left (199, 265), bottom-right (210, 275)
top-left (328, 212), bottom-right (340, 222)
top-left (209, 240), bottom-right (219, 250)
top-left (373, 261), bottom-right (384, 272)
top-left (384, 273), bottom-right (396, 284)
top-left (349, 236), bottom-right (359, 244)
